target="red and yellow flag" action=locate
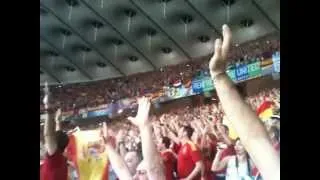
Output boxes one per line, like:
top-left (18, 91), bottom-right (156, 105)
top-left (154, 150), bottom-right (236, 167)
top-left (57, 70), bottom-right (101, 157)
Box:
top-left (257, 101), bottom-right (274, 122)
top-left (67, 130), bottom-right (109, 180)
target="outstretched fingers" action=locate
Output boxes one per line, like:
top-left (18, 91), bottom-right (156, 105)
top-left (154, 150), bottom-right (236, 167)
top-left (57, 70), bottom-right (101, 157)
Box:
top-left (209, 38), bottom-right (222, 70)
top-left (221, 24), bottom-right (232, 59)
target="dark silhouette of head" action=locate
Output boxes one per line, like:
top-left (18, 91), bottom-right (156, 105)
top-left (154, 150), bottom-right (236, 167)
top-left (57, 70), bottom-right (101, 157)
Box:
top-left (161, 136), bottom-right (171, 149)
top-left (56, 130), bottom-right (69, 152)
top-left (179, 125), bottom-right (194, 139)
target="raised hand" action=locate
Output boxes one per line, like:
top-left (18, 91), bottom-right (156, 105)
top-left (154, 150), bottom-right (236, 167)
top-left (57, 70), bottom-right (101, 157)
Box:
top-left (101, 122), bottom-right (113, 145)
top-left (43, 82), bottom-right (51, 110)
top-left (55, 108), bottom-right (62, 122)
top-left (216, 122), bottom-right (225, 134)
top-left (201, 126), bottom-right (210, 135)
top-left (116, 129), bottom-right (125, 143)
top-left (209, 24), bottom-right (232, 77)
top-left (128, 97), bottom-right (151, 129)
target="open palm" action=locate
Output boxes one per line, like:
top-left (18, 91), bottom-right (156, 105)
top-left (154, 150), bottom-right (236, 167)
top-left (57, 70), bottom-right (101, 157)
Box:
top-left (209, 24), bottom-right (232, 77)
top-left (128, 97), bottom-right (151, 128)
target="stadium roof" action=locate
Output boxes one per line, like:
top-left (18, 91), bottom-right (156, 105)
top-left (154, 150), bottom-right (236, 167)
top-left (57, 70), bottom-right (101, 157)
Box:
top-left (40, 0), bottom-right (279, 86)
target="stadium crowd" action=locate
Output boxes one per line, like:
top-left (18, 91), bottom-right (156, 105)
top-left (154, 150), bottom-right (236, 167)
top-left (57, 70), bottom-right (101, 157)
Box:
top-left (40, 25), bottom-right (280, 180)
top-left (40, 34), bottom-right (279, 113)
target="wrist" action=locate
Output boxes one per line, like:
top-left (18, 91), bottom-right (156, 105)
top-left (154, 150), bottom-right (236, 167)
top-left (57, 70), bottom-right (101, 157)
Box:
top-left (138, 123), bottom-right (152, 131)
top-left (211, 71), bottom-right (227, 81)
top-left (210, 69), bottom-right (225, 77)
top-left (117, 140), bottom-right (125, 145)
top-left (45, 108), bottom-right (56, 114)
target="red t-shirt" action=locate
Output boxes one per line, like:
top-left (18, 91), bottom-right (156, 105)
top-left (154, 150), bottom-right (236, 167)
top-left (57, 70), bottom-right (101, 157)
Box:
top-left (161, 149), bottom-right (177, 180)
top-left (40, 151), bottom-right (68, 180)
top-left (177, 141), bottom-right (202, 179)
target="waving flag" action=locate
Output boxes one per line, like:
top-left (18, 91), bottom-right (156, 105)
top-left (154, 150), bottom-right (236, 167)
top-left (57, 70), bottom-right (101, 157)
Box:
top-left (67, 130), bottom-right (109, 180)
top-left (257, 100), bottom-right (274, 122)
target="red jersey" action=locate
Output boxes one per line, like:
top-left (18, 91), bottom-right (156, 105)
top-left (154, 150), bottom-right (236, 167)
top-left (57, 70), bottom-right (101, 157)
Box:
top-left (161, 149), bottom-right (177, 180)
top-left (177, 141), bottom-right (202, 179)
top-left (40, 151), bottom-right (68, 180)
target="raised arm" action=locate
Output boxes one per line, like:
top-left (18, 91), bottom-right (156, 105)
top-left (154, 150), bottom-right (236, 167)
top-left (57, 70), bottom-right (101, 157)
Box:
top-left (43, 82), bottom-right (58, 156)
top-left (55, 108), bottom-right (62, 131)
top-left (167, 128), bottom-right (180, 145)
top-left (208, 25), bottom-right (280, 180)
top-left (216, 123), bottom-right (233, 146)
top-left (101, 122), bottom-right (132, 180)
top-left (116, 130), bottom-right (127, 157)
top-left (128, 97), bottom-right (165, 180)
top-left (211, 149), bottom-right (231, 172)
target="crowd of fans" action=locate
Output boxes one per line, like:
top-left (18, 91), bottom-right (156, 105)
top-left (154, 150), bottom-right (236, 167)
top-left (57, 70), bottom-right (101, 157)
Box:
top-left (40, 25), bottom-right (280, 180)
top-left (40, 88), bottom-right (280, 180)
top-left (40, 34), bottom-right (279, 113)
top-left (40, 86), bottom-right (279, 155)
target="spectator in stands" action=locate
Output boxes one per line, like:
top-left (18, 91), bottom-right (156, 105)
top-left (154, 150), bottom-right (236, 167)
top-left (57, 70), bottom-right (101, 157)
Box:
top-left (40, 35), bottom-right (280, 114)
top-left (102, 97), bottom-right (166, 180)
top-left (211, 138), bottom-right (255, 179)
top-left (125, 151), bottom-right (142, 176)
top-left (176, 125), bottom-right (205, 180)
top-left (40, 83), bottom-right (69, 180)
top-left (159, 136), bottom-right (177, 180)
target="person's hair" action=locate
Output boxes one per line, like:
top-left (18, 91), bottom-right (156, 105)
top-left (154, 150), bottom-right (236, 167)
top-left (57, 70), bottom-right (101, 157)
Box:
top-left (268, 126), bottom-right (280, 141)
top-left (183, 125), bottom-right (194, 139)
top-left (56, 130), bottom-right (69, 152)
top-left (235, 138), bottom-right (251, 176)
top-left (161, 136), bottom-right (171, 149)
top-left (136, 142), bottom-right (143, 161)
top-left (222, 124), bottom-right (229, 132)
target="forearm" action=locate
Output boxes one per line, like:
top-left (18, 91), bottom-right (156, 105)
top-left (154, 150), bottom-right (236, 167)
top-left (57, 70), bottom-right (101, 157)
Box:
top-left (44, 112), bottom-right (58, 155)
top-left (168, 132), bottom-right (180, 144)
top-left (211, 152), bottom-right (223, 172)
top-left (55, 121), bottom-right (61, 131)
top-left (187, 162), bottom-right (203, 180)
top-left (105, 144), bottom-right (132, 180)
top-left (55, 114), bottom-right (61, 131)
top-left (173, 123), bottom-right (180, 132)
top-left (118, 142), bottom-right (127, 157)
top-left (200, 135), bottom-right (206, 150)
top-left (139, 125), bottom-right (165, 179)
top-left (213, 74), bottom-right (280, 180)
top-left (44, 113), bottom-right (55, 136)
top-left (220, 133), bottom-right (233, 146)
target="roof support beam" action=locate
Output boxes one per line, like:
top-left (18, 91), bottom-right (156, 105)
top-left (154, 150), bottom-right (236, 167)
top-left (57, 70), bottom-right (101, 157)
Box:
top-left (251, 0), bottom-right (280, 32)
top-left (78, 0), bottom-right (157, 70)
top-left (40, 3), bottom-right (126, 76)
top-left (184, 0), bottom-right (222, 37)
top-left (40, 35), bottom-right (93, 80)
top-left (40, 65), bottom-right (62, 84)
top-left (128, 0), bottom-right (194, 61)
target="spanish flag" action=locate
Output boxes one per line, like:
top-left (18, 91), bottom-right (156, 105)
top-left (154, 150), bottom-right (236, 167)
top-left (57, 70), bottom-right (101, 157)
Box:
top-left (66, 130), bottom-right (109, 180)
top-left (257, 101), bottom-right (274, 122)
